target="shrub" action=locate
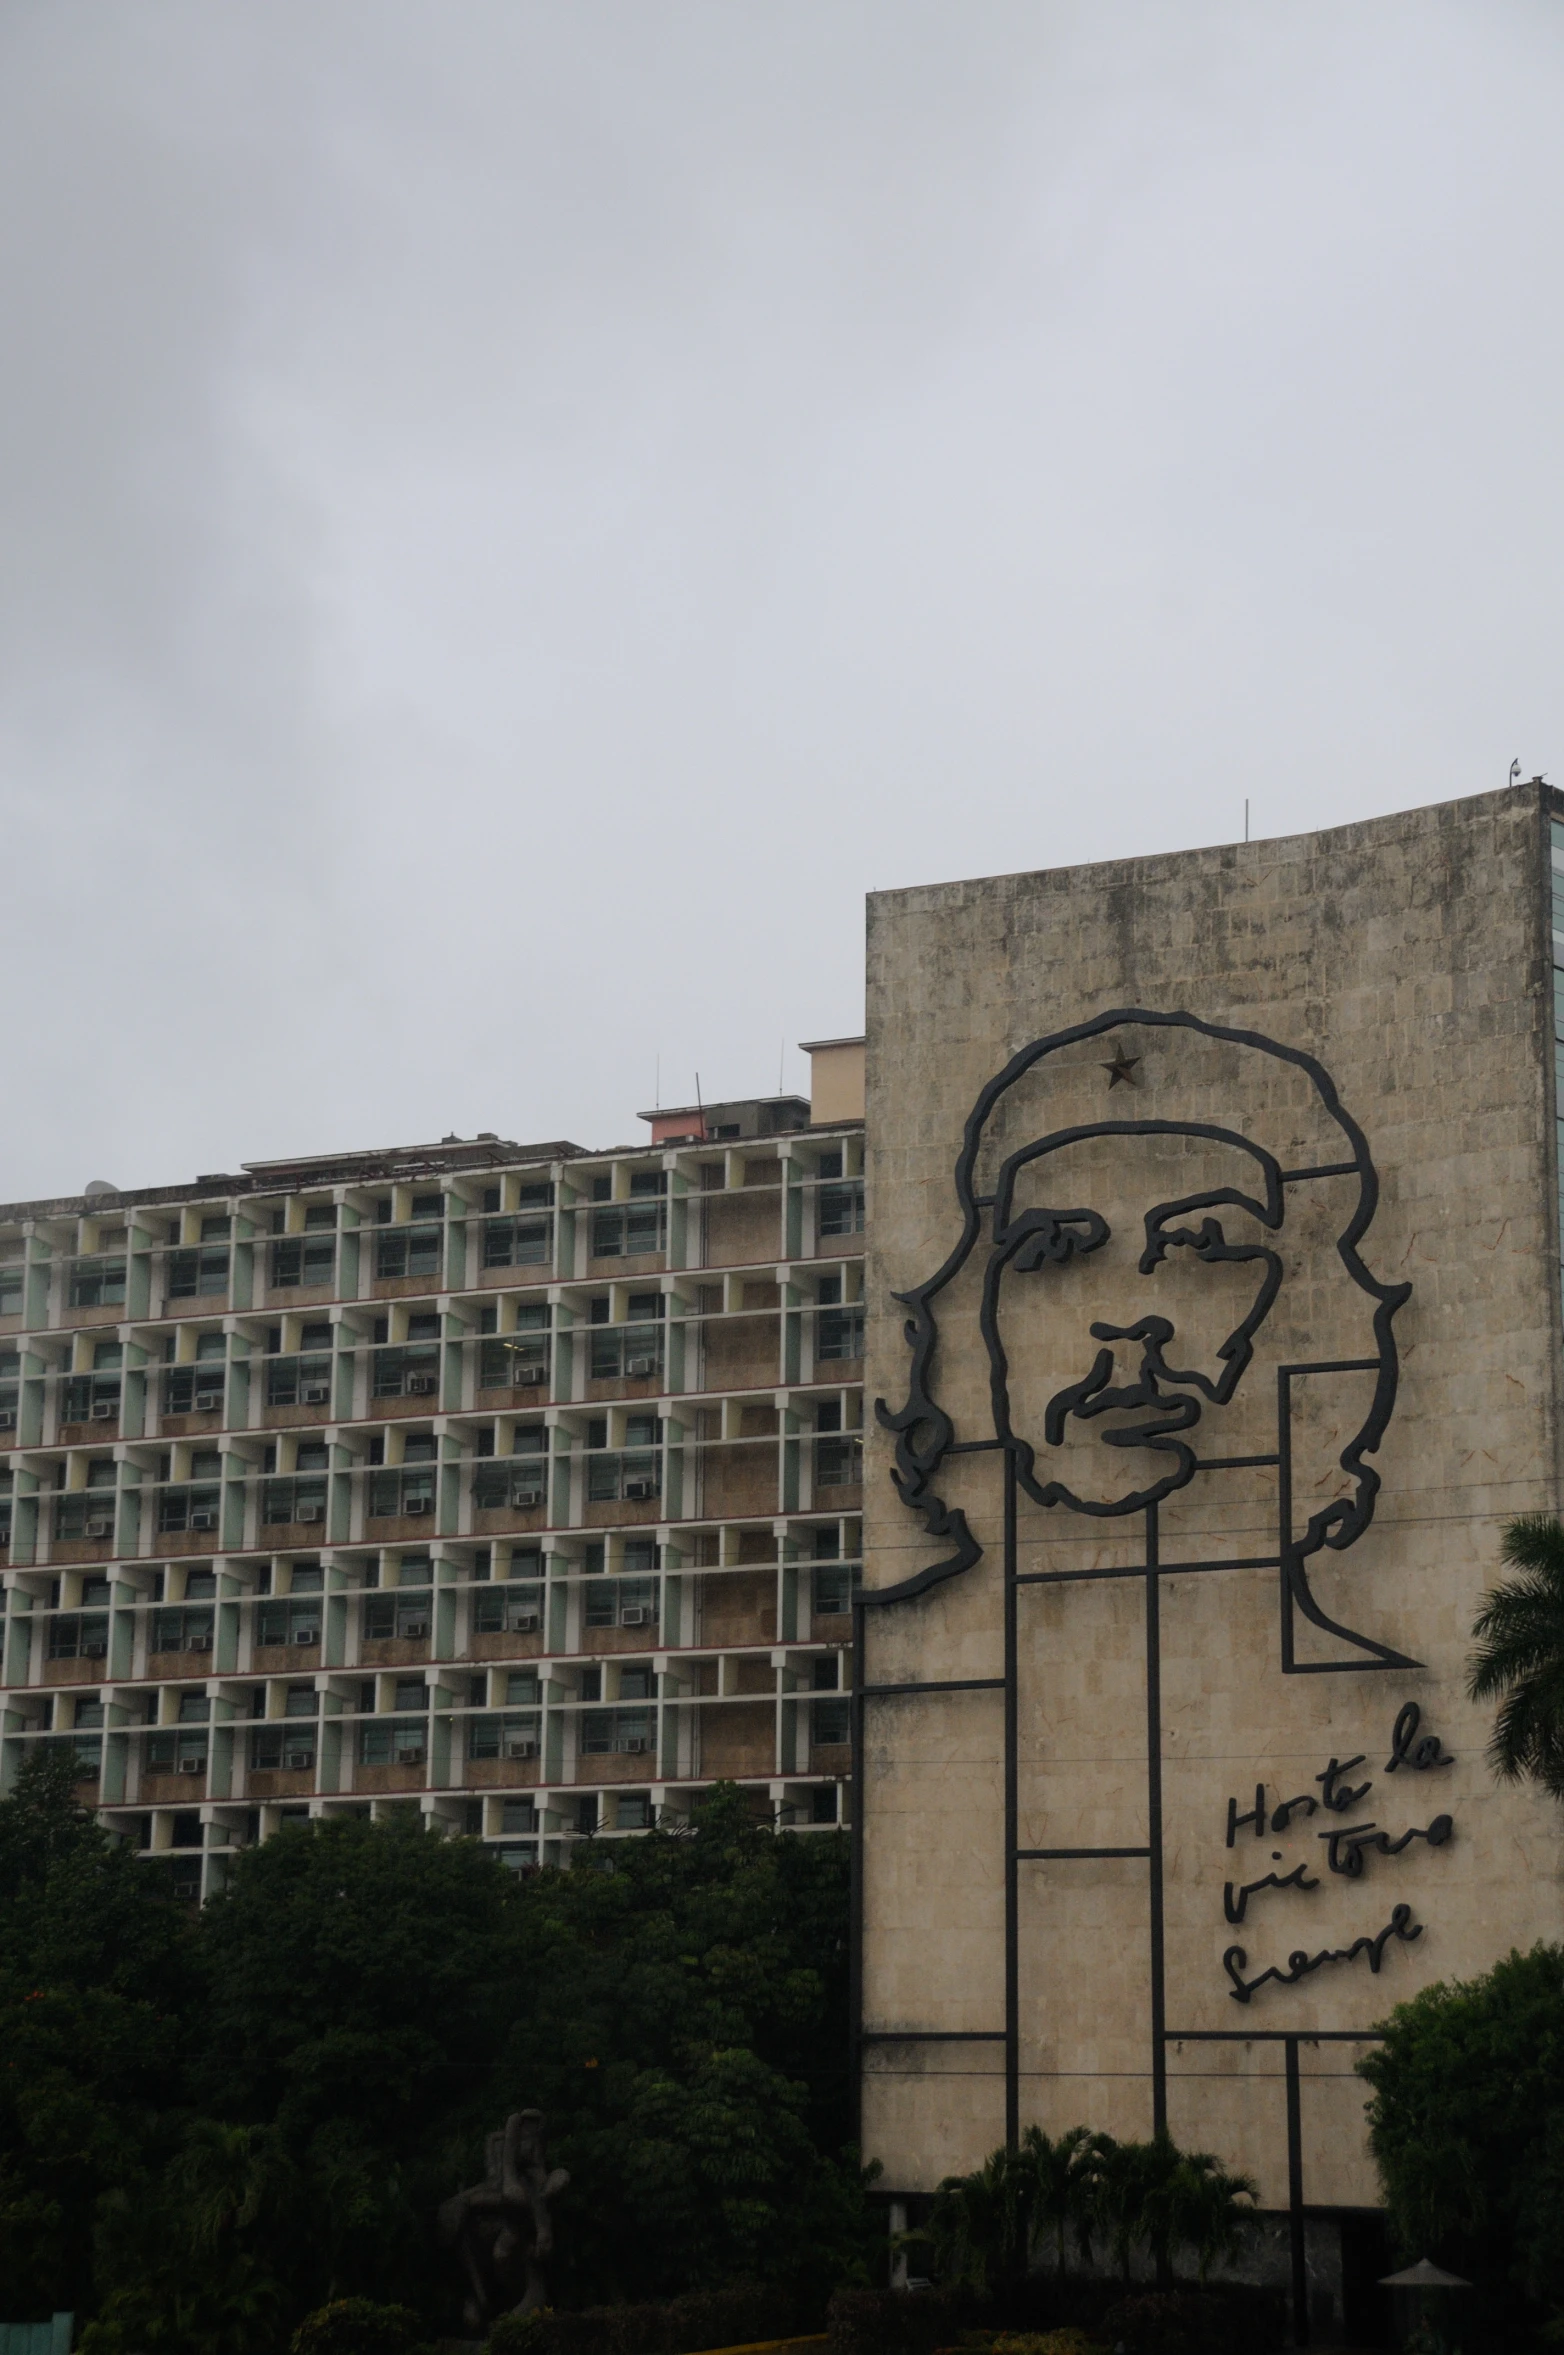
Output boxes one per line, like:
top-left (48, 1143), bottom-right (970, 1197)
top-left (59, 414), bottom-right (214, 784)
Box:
top-left (1097, 2288), bottom-right (1269, 2355)
top-left (827, 2287), bottom-right (961, 2355)
top-left (990, 2332), bottom-right (1106, 2355)
top-left (291, 2300), bottom-right (425, 2355)
top-left (489, 2280), bottom-right (813, 2355)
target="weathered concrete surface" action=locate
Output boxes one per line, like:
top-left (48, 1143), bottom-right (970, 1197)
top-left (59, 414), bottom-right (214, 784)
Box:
top-left (860, 782), bottom-right (1564, 2209)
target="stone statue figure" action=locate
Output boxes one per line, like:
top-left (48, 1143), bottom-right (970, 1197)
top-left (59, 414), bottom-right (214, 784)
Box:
top-left (439, 2109), bottom-right (569, 2327)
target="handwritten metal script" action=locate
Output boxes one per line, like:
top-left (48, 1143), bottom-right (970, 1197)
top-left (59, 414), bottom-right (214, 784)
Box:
top-left (1219, 1704), bottom-right (1453, 2001)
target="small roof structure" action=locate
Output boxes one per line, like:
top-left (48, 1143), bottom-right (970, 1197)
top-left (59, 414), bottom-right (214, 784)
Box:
top-left (1379, 2258), bottom-right (1472, 2289)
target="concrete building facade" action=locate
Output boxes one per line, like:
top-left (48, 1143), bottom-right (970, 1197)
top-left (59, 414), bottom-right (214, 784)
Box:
top-left (0, 1047), bottom-right (865, 1893)
top-left (855, 783), bottom-right (1564, 2334)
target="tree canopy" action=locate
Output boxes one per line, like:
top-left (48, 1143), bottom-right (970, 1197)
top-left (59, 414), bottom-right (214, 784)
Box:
top-left (0, 1765), bottom-right (865, 2352)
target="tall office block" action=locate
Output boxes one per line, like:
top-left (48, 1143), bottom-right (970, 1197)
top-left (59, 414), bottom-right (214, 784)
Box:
top-left (0, 1042), bottom-right (865, 1895)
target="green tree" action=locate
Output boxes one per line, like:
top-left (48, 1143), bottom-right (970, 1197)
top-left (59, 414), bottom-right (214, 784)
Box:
top-left (1469, 1515), bottom-right (1564, 1798)
top-left (492, 1787), bottom-right (866, 2305)
top-left (1361, 1943), bottom-right (1564, 2346)
top-left (0, 1749), bottom-right (193, 2319)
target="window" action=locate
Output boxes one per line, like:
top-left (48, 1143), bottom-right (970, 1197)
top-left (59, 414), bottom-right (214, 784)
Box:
top-left (256, 1598), bottom-right (321, 1647)
top-left (473, 1583), bottom-right (543, 1635)
top-left (479, 1306), bottom-right (549, 1389)
top-left (506, 1670), bottom-right (541, 1705)
top-left (580, 1708), bottom-right (654, 1756)
top-left (48, 1612), bottom-right (109, 1660)
top-left (616, 1794), bottom-right (653, 1830)
top-left (69, 1256), bottom-right (126, 1309)
top-left (357, 1717), bottom-right (427, 1767)
top-left (0, 1260), bottom-right (23, 1317)
top-left (184, 1569), bottom-right (217, 1600)
top-left (267, 1324), bottom-right (332, 1409)
top-left (363, 1587), bottom-right (432, 1640)
top-left (482, 1213), bottom-right (552, 1269)
top-left (251, 1724), bottom-right (316, 1771)
top-left (164, 1332), bottom-right (226, 1417)
top-left (502, 1798), bottom-right (538, 1834)
top-left (586, 1415), bottom-right (660, 1504)
top-left (589, 1295), bottom-right (664, 1383)
top-left (151, 1607), bottom-right (215, 1654)
top-left (167, 1241), bottom-right (229, 1299)
top-left (270, 1210), bottom-right (336, 1290)
top-left (818, 1303), bottom-right (864, 1361)
top-left (372, 1328), bottom-right (441, 1398)
top-left (473, 1429), bottom-right (547, 1511)
top-left (812, 1697), bottom-right (851, 1746)
top-left (590, 1200), bottom-right (667, 1259)
top-left (284, 1684), bottom-right (318, 1717)
top-left (147, 1728), bottom-right (209, 1775)
top-left (368, 1454), bottom-right (436, 1518)
top-left (0, 1349), bottom-right (18, 1428)
top-left (262, 1443), bottom-right (329, 1526)
top-left (376, 1220), bottom-right (441, 1281)
top-left (814, 1403), bottom-right (861, 1488)
top-left (56, 1467), bottom-right (118, 1540)
top-left (466, 1710), bottom-right (540, 1760)
top-left (812, 1561), bottom-right (859, 1616)
top-left (819, 1178), bottom-right (865, 1238)
top-left (584, 1577), bottom-right (657, 1631)
top-left (0, 1472), bottom-right (13, 1545)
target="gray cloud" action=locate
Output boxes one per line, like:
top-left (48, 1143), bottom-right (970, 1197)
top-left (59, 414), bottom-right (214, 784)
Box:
top-left (2, 2), bottom-right (1561, 1195)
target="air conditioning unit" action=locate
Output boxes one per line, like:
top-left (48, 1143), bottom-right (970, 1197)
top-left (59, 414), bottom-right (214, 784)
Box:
top-left (512, 1485), bottom-right (543, 1510)
top-left (619, 1606), bottom-right (649, 1627)
top-left (91, 1401), bottom-right (117, 1421)
top-left (295, 1503), bottom-right (323, 1523)
top-left (402, 1616), bottom-right (430, 1638)
top-left (624, 1479), bottom-right (657, 1501)
top-left (400, 1747), bottom-right (426, 1767)
top-left (513, 1610), bottom-right (540, 1632)
top-left (85, 1516), bottom-right (114, 1539)
top-left (515, 1366), bottom-right (544, 1384)
top-left (621, 1736), bottom-right (651, 1754)
top-left (284, 1749), bottom-right (315, 1771)
top-left (82, 1638), bottom-right (108, 1658)
top-left (190, 1509), bottom-right (217, 1532)
top-left (301, 1383), bottom-right (330, 1405)
top-left (0, 1408), bottom-right (14, 1429)
top-left (626, 1356), bottom-right (656, 1378)
top-left (404, 1495), bottom-right (432, 1514)
top-left (406, 1374), bottom-right (438, 1395)
top-left (296, 1628), bottom-right (320, 1646)
top-left (188, 1632), bottom-right (213, 1651)
top-left (178, 1756), bottom-right (205, 1775)
top-left (503, 1736), bottom-right (538, 1759)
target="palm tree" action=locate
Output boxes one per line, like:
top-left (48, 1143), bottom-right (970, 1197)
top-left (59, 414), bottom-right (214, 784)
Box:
top-left (1469, 1515), bottom-right (1564, 1798)
top-left (1154, 2147), bottom-right (1259, 2284)
top-left (1016, 2124), bottom-right (1096, 2277)
top-left (923, 2145), bottom-right (1029, 2295)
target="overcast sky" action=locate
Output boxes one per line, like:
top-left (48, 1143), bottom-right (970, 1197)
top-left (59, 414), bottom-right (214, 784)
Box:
top-left (2, 3), bottom-right (1562, 1199)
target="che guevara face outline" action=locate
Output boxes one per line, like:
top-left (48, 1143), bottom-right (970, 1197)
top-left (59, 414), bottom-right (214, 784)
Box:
top-left (874, 1008), bottom-right (1413, 1672)
top-left (981, 1120), bottom-right (1285, 1517)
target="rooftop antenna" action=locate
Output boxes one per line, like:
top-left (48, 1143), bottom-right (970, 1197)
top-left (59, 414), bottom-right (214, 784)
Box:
top-left (695, 1072), bottom-right (705, 1141)
top-left (655, 1053), bottom-right (660, 1109)
top-left (1244, 797), bottom-right (1250, 844)
top-left (779, 1036), bottom-right (785, 1093)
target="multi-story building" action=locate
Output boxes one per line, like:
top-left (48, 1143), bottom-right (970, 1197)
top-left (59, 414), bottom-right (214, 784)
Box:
top-left (0, 1038), bottom-right (865, 1898)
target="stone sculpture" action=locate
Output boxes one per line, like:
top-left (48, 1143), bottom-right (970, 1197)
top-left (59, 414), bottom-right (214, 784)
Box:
top-left (439, 2109), bottom-right (569, 2327)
